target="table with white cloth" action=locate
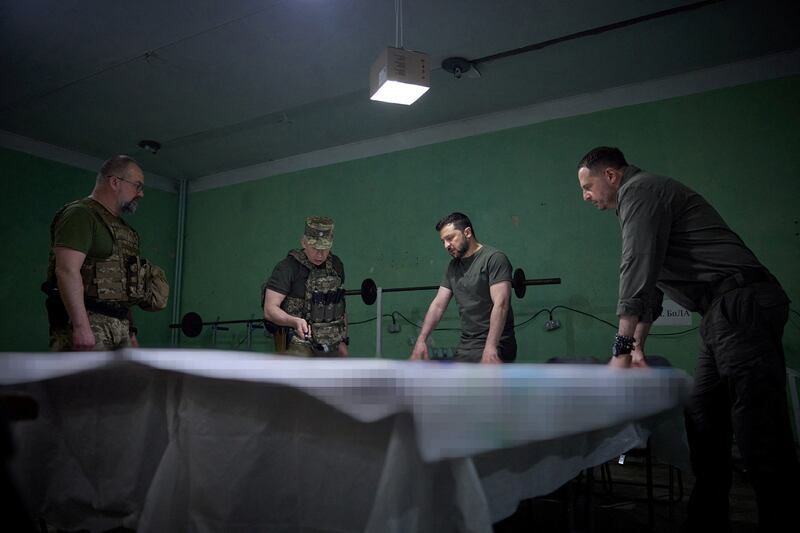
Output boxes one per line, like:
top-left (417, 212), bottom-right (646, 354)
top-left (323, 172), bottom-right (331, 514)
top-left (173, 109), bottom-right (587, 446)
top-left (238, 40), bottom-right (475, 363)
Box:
top-left (0, 349), bottom-right (692, 533)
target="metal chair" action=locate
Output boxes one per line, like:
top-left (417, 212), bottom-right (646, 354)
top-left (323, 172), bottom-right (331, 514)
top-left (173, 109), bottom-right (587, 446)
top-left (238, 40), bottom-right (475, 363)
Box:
top-left (542, 355), bottom-right (684, 531)
top-left (598, 355), bottom-right (684, 531)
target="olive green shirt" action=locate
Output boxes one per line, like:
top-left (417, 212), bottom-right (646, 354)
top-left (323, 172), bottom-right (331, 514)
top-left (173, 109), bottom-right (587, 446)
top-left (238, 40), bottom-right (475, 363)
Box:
top-left (266, 254), bottom-right (345, 299)
top-left (616, 165), bottom-right (766, 319)
top-left (441, 244), bottom-right (515, 357)
top-left (51, 201), bottom-right (114, 259)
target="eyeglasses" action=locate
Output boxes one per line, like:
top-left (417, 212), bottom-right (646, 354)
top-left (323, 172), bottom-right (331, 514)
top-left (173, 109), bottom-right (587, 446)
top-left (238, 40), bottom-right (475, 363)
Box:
top-left (108, 174), bottom-right (144, 193)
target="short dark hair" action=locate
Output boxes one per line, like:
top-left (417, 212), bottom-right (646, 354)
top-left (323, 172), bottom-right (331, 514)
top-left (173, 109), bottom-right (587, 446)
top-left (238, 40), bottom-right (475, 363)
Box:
top-left (97, 155), bottom-right (140, 183)
top-left (435, 212), bottom-right (474, 236)
top-left (577, 146), bottom-right (627, 173)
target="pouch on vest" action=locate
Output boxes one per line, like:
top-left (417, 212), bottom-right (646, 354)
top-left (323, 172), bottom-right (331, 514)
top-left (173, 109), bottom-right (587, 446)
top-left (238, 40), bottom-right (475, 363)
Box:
top-left (87, 259), bottom-right (127, 300)
top-left (128, 258), bottom-right (169, 311)
top-left (311, 319), bottom-right (345, 347)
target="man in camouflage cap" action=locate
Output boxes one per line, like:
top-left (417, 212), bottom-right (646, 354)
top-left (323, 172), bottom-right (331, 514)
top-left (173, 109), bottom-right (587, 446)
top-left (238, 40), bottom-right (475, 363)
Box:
top-left (263, 216), bottom-right (349, 356)
top-left (43, 155), bottom-right (169, 351)
top-left (304, 216), bottom-right (334, 249)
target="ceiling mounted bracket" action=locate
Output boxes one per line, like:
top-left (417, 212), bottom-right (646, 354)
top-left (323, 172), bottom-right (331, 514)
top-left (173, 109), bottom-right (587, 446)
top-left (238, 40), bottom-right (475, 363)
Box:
top-left (138, 139), bottom-right (161, 154)
top-left (441, 57), bottom-right (473, 79)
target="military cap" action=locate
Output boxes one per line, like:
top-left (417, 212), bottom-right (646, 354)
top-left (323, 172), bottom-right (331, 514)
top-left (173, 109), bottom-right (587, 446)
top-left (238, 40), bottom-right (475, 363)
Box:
top-left (304, 216), bottom-right (334, 249)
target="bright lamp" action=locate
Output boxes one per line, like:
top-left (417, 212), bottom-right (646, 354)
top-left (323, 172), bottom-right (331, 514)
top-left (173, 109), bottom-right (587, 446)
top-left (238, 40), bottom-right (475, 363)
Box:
top-left (369, 47), bottom-right (430, 105)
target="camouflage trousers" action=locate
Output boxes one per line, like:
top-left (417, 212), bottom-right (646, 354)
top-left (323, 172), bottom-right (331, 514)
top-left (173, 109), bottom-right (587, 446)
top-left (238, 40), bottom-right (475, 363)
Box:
top-left (50, 311), bottom-right (132, 351)
top-left (283, 336), bottom-right (338, 357)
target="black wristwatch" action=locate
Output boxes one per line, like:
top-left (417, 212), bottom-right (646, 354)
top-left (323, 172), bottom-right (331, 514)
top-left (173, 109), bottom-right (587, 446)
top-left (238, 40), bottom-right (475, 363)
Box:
top-left (612, 334), bottom-right (635, 357)
top-left (341, 336), bottom-right (350, 346)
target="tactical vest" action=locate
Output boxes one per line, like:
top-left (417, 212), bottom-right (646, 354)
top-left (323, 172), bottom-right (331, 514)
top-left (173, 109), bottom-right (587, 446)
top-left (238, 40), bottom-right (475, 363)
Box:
top-left (280, 250), bottom-right (346, 348)
top-left (47, 198), bottom-right (146, 307)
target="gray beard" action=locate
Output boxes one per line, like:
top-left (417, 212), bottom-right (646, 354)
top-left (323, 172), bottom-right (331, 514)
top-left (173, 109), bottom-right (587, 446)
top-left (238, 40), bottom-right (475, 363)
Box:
top-left (121, 200), bottom-right (138, 214)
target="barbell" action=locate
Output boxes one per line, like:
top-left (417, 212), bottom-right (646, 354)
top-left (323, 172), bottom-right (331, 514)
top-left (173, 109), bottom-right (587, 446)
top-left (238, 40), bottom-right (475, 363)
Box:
top-left (170, 268), bottom-right (560, 338)
top-left (351, 268), bottom-right (560, 305)
top-left (171, 312), bottom-right (262, 338)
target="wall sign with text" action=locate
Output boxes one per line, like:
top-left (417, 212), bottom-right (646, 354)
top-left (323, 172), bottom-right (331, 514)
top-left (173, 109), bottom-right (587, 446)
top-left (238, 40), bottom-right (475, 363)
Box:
top-left (654, 298), bottom-right (693, 326)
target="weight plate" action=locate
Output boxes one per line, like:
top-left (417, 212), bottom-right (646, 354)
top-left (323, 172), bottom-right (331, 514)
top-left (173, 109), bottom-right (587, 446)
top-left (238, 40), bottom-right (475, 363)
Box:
top-left (361, 278), bottom-right (377, 305)
top-left (513, 268), bottom-right (526, 299)
top-left (181, 311), bottom-right (203, 338)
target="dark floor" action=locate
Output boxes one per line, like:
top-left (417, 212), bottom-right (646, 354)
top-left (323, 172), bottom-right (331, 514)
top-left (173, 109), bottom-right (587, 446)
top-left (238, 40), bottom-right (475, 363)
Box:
top-left (25, 456), bottom-right (761, 533)
top-left (493, 456), bottom-right (758, 533)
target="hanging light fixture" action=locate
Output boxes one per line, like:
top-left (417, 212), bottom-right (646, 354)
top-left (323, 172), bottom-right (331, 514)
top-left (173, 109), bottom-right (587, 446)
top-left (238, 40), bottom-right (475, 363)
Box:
top-left (369, 0), bottom-right (429, 105)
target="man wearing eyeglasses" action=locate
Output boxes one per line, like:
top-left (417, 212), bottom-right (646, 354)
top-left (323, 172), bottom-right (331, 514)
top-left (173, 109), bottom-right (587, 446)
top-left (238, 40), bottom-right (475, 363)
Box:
top-left (43, 154), bottom-right (167, 351)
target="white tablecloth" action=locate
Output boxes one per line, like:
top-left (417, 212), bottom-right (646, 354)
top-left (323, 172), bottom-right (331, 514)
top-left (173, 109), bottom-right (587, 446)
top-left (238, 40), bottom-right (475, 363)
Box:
top-left (1, 349), bottom-right (692, 533)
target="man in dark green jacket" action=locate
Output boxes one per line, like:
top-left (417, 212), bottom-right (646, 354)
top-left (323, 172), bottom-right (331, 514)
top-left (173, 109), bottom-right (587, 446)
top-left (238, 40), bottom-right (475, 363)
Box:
top-left (577, 145), bottom-right (797, 532)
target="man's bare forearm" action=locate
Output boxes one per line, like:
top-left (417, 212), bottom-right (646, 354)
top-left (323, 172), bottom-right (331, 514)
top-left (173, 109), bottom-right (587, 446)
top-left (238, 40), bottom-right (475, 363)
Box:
top-left (55, 268), bottom-right (89, 328)
top-left (264, 304), bottom-right (301, 328)
top-left (633, 321), bottom-right (652, 349)
top-left (618, 315), bottom-right (638, 337)
top-left (417, 302), bottom-right (446, 343)
top-left (484, 299), bottom-right (508, 351)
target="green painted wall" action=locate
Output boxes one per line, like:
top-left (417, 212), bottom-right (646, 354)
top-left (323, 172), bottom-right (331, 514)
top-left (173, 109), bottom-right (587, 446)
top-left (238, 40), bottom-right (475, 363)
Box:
top-left (0, 147), bottom-right (178, 350)
top-left (180, 75), bottom-right (800, 372)
top-left (4, 75), bottom-right (797, 372)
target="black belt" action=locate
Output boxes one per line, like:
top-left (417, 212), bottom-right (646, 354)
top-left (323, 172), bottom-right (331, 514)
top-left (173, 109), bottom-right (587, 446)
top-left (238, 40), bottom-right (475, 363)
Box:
top-left (84, 299), bottom-right (130, 320)
top-left (709, 269), bottom-right (774, 301)
top-left (42, 282), bottom-right (129, 321)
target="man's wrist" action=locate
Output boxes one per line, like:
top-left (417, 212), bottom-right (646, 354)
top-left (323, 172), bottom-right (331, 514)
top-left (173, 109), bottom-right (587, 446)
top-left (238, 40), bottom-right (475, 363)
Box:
top-left (612, 334), bottom-right (636, 356)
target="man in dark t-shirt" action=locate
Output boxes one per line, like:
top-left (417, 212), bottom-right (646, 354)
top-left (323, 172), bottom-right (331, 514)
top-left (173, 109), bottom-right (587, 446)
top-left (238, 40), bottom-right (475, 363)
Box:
top-left (411, 212), bottom-right (516, 363)
top-left (45, 155), bottom-right (148, 350)
top-left (262, 217), bottom-right (348, 357)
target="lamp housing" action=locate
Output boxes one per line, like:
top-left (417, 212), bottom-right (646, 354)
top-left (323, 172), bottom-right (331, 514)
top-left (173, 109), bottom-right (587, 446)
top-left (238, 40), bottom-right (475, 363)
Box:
top-left (369, 47), bottom-right (430, 105)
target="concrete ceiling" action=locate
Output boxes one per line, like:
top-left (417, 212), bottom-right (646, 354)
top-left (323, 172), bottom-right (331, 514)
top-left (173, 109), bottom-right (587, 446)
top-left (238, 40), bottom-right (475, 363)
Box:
top-left (2, 0), bottom-right (799, 183)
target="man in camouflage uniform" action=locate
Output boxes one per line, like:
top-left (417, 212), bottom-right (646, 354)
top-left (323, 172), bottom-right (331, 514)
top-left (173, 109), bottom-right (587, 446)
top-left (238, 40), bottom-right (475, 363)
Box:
top-left (263, 217), bottom-right (348, 357)
top-left (44, 155), bottom-right (167, 350)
